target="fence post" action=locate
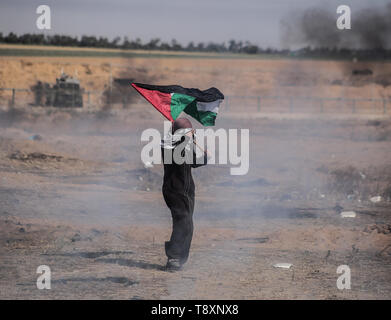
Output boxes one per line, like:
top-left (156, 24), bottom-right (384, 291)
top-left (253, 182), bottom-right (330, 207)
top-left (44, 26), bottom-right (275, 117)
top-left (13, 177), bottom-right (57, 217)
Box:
top-left (87, 91), bottom-right (91, 107)
top-left (383, 100), bottom-right (387, 114)
top-left (109, 65), bottom-right (112, 108)
top-left (11, 88), bottom-right (15, 107)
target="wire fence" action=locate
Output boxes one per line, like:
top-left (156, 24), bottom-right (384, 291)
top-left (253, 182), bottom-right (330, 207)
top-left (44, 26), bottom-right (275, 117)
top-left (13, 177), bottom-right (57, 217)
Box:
top-left (0, 87), bottom-right (104, 109)
top-left (224, 95), bottom-right (389, 114)
top-left (0, 87), bottom-right (390, 115)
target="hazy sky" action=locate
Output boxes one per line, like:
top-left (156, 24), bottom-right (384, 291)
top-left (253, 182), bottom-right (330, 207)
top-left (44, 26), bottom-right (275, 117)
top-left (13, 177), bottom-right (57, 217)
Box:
top-left (0, 0), bottom-right (388, 48)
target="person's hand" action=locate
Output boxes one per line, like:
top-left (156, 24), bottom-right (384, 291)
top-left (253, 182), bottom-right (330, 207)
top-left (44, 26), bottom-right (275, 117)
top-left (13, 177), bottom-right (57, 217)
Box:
top-left (185, 129), bottom-right (195, 138)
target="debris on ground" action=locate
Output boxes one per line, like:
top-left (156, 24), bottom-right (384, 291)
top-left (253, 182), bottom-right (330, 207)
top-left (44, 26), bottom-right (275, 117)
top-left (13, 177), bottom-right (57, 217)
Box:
top-left (28, 134), bottom-right (43, 141)
top-left (364, 224), bottom-right (391, 234)
top-left (352, 69), bottom-right (373, 76)
top-left (71, 233), bottom-right (82, 242)
top-left (236, 237), bottom-right (269, 243)
top-left (340, 211), bottom-right (356, 218)
top-left (273, 263), bottom-right (293, 269)
top-left (333, 204), bottom-right (344, 213)
top-left (10, 151), bottom-right (63, 161)
top-left (370, 196), bottom-right (382, 203)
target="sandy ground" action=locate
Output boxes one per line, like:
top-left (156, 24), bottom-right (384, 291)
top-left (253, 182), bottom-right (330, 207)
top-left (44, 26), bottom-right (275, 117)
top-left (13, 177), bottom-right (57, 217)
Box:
top-left (1, 52), bottom-right (391, 106)
top-left (0, 105), bottom-right (390, 300)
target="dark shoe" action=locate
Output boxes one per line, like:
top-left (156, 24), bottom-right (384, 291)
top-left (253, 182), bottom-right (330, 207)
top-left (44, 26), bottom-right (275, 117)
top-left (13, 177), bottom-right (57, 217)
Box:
top-left (165, 259), bottom-right (182, 271)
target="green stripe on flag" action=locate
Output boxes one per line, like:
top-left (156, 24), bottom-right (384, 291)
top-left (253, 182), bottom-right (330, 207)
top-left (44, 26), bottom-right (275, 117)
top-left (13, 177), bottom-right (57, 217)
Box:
top-left (197, 111), bottom-right (217, 126)
top-left (170, 93), bottom-right (219, 126)
top-left (170, 93), bottom-right (196, 120)
top-left (184, 102), bottom-right (217, 126)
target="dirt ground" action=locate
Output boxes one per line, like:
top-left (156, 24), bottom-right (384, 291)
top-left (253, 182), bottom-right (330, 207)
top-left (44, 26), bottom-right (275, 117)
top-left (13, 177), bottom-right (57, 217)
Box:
top-left (0, 104), bottom-right (390, 300)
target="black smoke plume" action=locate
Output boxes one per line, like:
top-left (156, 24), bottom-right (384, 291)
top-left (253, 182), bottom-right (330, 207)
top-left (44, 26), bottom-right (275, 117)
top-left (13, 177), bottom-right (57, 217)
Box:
top-left (281, 3), bottom-right (391, 50)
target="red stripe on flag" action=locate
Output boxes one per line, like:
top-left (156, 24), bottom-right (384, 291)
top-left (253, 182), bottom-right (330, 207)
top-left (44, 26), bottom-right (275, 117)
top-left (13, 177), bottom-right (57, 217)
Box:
top-left (131, 83), bottom-right (173, 121)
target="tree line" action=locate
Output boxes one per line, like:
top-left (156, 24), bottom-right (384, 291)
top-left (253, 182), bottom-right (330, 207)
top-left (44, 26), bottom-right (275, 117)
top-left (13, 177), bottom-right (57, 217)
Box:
top-left (0, 32), bottom-right (390, 60)
top-left (0, 32), bottom-right (265, 54)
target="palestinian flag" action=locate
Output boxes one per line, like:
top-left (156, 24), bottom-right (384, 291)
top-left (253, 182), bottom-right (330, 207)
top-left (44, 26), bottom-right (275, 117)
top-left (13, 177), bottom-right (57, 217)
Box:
top-left (131, 83), bottom-right (224, 126)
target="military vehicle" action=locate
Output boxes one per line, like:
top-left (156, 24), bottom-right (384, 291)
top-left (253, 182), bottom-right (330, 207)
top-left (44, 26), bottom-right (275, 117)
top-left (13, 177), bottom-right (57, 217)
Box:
top-left (31, 72), bottom-right (83, 108)
top-left (53, 73), bottom-right (83, 108)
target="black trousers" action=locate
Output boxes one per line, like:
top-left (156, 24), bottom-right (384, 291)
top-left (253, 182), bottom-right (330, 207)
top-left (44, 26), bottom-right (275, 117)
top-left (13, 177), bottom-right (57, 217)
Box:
top-left (163, 190), bottom-right (195, 264)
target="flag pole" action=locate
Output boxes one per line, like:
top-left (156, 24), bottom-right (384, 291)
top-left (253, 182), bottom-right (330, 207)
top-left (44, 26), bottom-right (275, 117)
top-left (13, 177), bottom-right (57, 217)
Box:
top-left (193, 140), bottom-right (204, 152)
top-left (190, 129), bottom-right (209, 156)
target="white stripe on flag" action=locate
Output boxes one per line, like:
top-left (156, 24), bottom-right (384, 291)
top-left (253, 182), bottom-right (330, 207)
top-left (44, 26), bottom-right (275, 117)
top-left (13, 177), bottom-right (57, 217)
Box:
top-left (196, 99), bottom-right (222, 113)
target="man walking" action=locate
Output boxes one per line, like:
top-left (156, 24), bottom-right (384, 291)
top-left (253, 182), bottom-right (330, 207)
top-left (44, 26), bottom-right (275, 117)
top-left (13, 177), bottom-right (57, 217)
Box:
top-left (161, 117), bottom-right (208, 271)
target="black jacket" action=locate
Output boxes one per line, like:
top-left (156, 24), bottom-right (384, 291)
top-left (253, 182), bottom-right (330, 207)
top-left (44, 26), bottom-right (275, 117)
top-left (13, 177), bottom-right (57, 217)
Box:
top-left (161, 138), bottom-right (207, 197)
